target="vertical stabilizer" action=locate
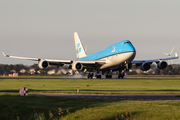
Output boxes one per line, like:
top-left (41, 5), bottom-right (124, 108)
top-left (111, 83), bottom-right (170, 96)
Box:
top-left (74, 32), bottom-right (87, 59)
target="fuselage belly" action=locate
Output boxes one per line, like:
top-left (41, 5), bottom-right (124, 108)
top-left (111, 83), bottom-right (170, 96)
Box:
top-left (100, 51), bottom-right (136, 69)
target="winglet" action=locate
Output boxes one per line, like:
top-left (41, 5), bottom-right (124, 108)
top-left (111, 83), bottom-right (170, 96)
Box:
top-left (175, 53), bottom-right (179, 57)
top-left (2, 51), bottom-right (5, 56)
top-left (2, 51), bottom-right (10, 57)
top-left (2, 51), bottom-right (9, 57)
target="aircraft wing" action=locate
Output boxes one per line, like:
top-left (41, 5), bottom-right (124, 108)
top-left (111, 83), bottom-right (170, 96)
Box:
top-left (2, 51), bottom-right (72, 64)
top-left (131, 53), bottom-right (179, 64)
top-left (2, 51), bottom-right (106, 66)
top-left (2, 51), bottom-right (39, 61)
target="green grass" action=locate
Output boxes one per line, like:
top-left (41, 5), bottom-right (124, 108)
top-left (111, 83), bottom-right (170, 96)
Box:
top-left (0, 76), bottom-right (180, 94)
top-left (1, 93), bottom-right (180, 120)
top-left (1, 76), bottom-right (180, 119)
top-left (0, 75), bottom-right (60, 79)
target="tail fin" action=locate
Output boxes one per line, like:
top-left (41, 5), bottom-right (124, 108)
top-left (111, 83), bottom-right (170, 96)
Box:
top-left (74, 32), bottom-right (87, 59)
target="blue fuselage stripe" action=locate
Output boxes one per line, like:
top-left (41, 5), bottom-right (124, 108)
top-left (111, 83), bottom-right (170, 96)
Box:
top-left (77, 40), bottom-right (136, 61)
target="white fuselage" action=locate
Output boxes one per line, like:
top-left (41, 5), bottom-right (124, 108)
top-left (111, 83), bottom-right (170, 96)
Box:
top-left (100, 51), bottom-right (136, 69)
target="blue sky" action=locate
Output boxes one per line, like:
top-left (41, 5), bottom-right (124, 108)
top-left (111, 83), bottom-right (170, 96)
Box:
top-left (0, 0), bottom-right (180, 65)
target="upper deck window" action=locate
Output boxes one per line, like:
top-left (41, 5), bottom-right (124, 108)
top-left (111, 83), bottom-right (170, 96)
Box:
top-left (124, 41), bottom-right (131, 44)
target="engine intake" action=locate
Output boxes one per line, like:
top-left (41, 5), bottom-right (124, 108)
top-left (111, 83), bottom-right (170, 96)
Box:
top-left (38, 60), bottom-right (49, 69)
top-left (157, 61), bottom-right (167, 69)
top-left (140, 62), bottom-right (151, 71)
top-left (72, 62), bottom-right (83, 71)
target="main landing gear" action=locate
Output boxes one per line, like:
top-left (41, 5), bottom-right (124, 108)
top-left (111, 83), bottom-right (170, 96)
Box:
top-left (105, 70), bottom-right (112, 78)
top-left (86, 63), bottom-right (130, 79)
top-left (87, 71), bottom-right (125, 79)
top-left (87, 73), bottom-right (94, 79)
top-left (87, 72), bottom-right (102, 79)
top-left (118, 72), bottom-right (125, 79)
top-left (106, 74), bottom-right (112, 78)
top-left (95, 74), bottom-right (102, 79)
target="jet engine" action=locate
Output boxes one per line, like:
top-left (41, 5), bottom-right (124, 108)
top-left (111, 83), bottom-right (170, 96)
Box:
top-left (38, 60), bottom-right (49, 69)
top-left (72, 62), bottom-right (83, 71)
top-left (157, 61), bottom-right (167, 69)
top-left (140, 62), bottom-right (151, 71)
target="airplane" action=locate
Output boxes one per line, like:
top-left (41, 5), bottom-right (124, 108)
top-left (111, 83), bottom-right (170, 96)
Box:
top-left (163, 47), bottom-right (175, 64)
top-left (2, 32), bottom-right (179, 79)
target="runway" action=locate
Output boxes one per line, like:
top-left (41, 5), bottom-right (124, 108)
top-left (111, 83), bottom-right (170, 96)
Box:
top-left (29, 93), bottom-right (180, 101)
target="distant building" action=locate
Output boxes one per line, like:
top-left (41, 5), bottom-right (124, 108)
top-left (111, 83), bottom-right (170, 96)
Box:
top-left (9, 74), bottom-right (13, 77)
top-left (13, 73), bottom-right (18, 77)
top-left (20, 69), bottom-right (26, 74)
top-left (47, 69), bottom-right (56, 75)
top-left (29, 68), bottom-right (36, 74)
top-left (37, 70), bottom-right (42, 74)
top-left (9, 73), bottom-right (18, 77)
top-left (10, 70), bottom-right (16, 73)
top-left (47, 68), bottom-right (69, 75)
top-left (56, 69), bottom-right (68, 75)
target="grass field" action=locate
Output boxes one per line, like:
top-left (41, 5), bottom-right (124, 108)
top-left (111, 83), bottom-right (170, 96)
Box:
top-left (1, 93), bottom-right (180, 120)
top-left (0, 75), bottom-right (180, 94)
top-left (1, 75), bottom-right (180, 120)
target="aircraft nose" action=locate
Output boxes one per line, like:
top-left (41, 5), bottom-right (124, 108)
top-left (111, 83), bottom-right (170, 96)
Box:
top-left (127, 44), bottom-right (136, 52)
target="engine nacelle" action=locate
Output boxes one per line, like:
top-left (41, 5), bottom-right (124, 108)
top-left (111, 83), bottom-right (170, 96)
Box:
top-left (157, 61), bottom-right (167, 69)
top-left (72, 62), bottom-right (83, 71)
top-left (140, 62), bottom-right (151, 71)
top-left (38, 60), bottom-right (49, 69)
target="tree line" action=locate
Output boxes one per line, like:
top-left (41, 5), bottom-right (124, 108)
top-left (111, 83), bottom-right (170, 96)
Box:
top-left (0, 64), bottom-right (180, 75)
top-left (129, 64), bottom-right (180, 75)
top-left (0, 64), bottom-right (47, 75)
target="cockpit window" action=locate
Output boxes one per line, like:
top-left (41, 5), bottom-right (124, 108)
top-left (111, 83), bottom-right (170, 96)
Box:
top-left (124, 42), bottom-right (131, 44)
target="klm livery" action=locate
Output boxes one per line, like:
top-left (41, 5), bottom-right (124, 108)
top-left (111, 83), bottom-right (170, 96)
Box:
top-left (2, 32), bottom-right (179, 79)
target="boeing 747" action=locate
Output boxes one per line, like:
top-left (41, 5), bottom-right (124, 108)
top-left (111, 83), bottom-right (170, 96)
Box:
top-left (2, 32), bottom-right (179, 78)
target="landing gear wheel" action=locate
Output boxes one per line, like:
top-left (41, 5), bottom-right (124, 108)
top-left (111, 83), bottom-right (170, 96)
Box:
top-left (87, 73), bottom-right (90, 79)
top-left (87, 73), bottom-right (94, 79)
top-left (120, 74), bottom-right (124, 79)
top-left (106, 74), bottom-right (112, 79)
top-left (96, 75), bottom-right (102, 79)
top-left (118, 73), bottom-right (125, 79)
